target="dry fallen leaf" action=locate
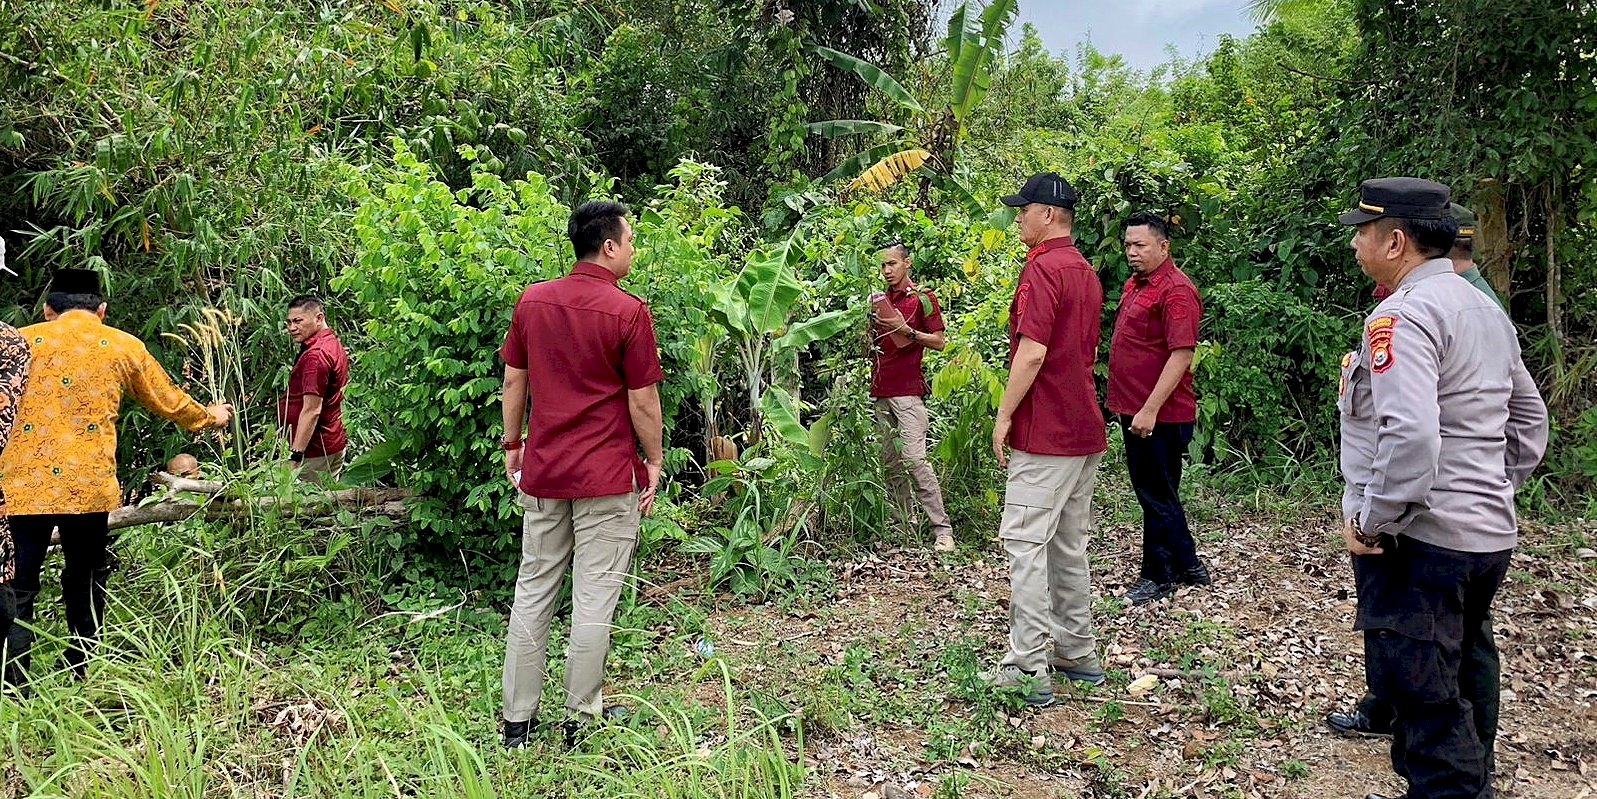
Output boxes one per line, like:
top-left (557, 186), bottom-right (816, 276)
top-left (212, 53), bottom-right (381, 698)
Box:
top-left (1128, 673), bottom-right (1161, 697)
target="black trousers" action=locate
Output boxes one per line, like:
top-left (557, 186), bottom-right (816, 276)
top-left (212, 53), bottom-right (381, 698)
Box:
top-left (1353, 535), bottom-right (1511, 799)
top-left (1353, 607), bottom-right (1501, 777)
top-left (1121, 418), bottom-right (1199, 583)
top-left (2, 513), bottom-right (112, 683)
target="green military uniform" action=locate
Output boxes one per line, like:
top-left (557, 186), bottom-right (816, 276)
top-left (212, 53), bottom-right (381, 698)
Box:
top-left (1448, 203), bottom-right (1505, 311)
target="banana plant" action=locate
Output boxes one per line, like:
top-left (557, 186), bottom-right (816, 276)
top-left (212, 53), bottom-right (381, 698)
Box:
top-left (806, 0), bottom-right (1019, 206)
top-left (707, 232), bottom-right (857, 446)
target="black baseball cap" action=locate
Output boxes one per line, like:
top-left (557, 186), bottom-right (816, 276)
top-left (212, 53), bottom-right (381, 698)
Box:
top-left (1001, 172), bottom-right (1078, 210)
top-left (1337, 177), bottom-right (1451, 225)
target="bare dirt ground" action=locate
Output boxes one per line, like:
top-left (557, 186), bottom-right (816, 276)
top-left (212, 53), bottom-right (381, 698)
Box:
top-left (695, 505), bottom-right (1597, 799)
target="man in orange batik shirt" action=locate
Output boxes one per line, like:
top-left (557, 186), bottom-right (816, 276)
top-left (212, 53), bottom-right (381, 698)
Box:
top-left (0, 269), bottom-right (233, 685)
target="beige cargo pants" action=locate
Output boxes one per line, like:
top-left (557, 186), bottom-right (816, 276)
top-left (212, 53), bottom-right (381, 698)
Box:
top-left (502, 490), bottom-right (639, 723)
top-left (297, 450), bottom-right (345, 481)
top-left (999, 450), bottom-right (1102, 674)
top-left (873, 396), bottom-right (952, 538)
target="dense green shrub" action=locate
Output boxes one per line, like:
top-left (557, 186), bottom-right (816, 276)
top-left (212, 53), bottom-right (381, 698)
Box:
top-left (338, 143), bottom-right (570, 590)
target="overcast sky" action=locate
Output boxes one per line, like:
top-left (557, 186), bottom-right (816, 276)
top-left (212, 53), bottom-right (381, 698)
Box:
top-left (1009, 1), bottom-right (1259, 72)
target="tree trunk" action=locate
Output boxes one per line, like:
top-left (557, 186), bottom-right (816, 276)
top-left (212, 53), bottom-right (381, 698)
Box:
top-left (1545, 187), bottom-right (1561, 345)
top-left (1475, 178), bottom-right (1513, 300)
top-left (100, 472), bottom-right (412, 532)
top-left (108, 494), bottom-right (410, 531)
top-left (744, 341), bottom-right (764, 448)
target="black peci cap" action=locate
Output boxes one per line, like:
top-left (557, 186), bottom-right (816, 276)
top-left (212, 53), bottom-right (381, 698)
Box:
top-left (49, 268), bottom-right (103, 296)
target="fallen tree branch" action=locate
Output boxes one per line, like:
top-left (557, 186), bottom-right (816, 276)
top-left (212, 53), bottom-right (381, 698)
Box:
top-left (1141, 667), bottom-right (1244, 682)
top-left (640, 574), bottom-right (704, 603)
top-left (150, 471), bottom-right (227, 495)
top-left (107, 488), bottom-right (412, 531)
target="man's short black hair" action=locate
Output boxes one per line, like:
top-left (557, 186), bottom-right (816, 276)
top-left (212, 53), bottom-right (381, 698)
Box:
top-left (287, 295), bottom-right (324, 313)
top-left (878, 240), bottom-right (910, 260)
top-left (1382, 216), bottom-right (1459, 259)
top-left (568, 200), bottom-right (631, 260)
top-left (1450, 234), bottom-right (1475, 259)
top-left (45, 293), bottom-right (103, 313)
top-left (1123, 212), bottom-right (1170, 240)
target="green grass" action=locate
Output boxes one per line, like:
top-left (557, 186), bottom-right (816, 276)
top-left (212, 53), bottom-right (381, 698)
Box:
top-left (5, 458), bottom-right (1583, 798)
top-left (0, 507), bottom-right (804, 798)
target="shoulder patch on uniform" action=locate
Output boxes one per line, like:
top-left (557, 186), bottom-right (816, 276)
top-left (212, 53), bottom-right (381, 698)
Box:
top-left (1339, 350), bottom-right (1354, 395)
top-left (1015, 283), bottom-right (1031, 323)
top-left (1367, 316), bottom-right (1397, 374)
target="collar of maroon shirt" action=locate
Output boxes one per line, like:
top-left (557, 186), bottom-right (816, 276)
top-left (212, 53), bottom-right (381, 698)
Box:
top-left (1133, 257), bottom-right (1176, 286)
top-left (572, 261), bottom-right (620, 284)
top-left (1026, 236), bottom-right (1075, 259)
top-left (301, 327), bottom-right (335, 349)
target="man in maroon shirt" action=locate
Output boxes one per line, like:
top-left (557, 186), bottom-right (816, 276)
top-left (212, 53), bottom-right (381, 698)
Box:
top-left (868, 242), bottom-right (953, 551)
top-left (985, 173), bottom-right (1109, 707)
top-left (497, 200), bottom-right (665, 749)
top-left (279, 296), bottom-right (349, 479)
top-left (1109, 213), bottom-right (1209, 606)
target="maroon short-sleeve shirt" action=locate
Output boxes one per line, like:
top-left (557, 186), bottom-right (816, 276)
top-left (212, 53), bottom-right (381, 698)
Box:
top-left (869, 283), bottom-right (945, 398)
top-left (278, 327), bottom-right (349, 458)
top-left (1008, 237), bottom-right (1108, 457)
top-left (1107, 257), bottom-right (1201, 423)
top-left (500, 261), bottom-right (665, 499)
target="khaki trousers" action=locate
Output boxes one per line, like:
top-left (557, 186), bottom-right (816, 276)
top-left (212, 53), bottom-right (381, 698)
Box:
top-left (297, 450), bottom-right (345, 481)
top-left (999, 450), bottom-right (1102, 673)
top-left (873, 396), bottom-right (951, 537)
top-left (503, 490), bottom-right (639, 723)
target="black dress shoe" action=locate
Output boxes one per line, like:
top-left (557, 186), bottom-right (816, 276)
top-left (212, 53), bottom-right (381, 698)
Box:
top-left (562, 704), bottom-right (629, 747)
top-left (503, 718), bottom-right (533, 749)
top-left (1126, 578), bottom-right (1177, 606)
top-left (1327, 709), bottom-right (1393, 737)
top-left (1364, 793), bottom-right (1405, 799)
top-left (1176, 562), bottom-right (1212, 586)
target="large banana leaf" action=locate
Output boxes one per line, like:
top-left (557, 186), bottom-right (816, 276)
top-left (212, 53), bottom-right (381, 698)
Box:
top-left (929, 169), bottom-right (984, 216)
top-left (760, 387), bottom-right (810, 451)
top-left (847, 147), bottom-right (931, 193)
top-left (735, 238), bottom-right (804, 335)
top-left (804, 119), bottom-right (905, 138)
top-left (813, 46), bottom-right (925, 115)
top-left (807, 411), bottom-right (834, 458)
top-left (772, 308), bottom-right (857, 353)
top-left (948, 0), bottom-right (1018, 129)
top-left (708, 281), bottom-right (750, 336)
top-left (820, 142), bottom-right (904, 185)
top-left (946, 3), bottom-right (970, 73)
